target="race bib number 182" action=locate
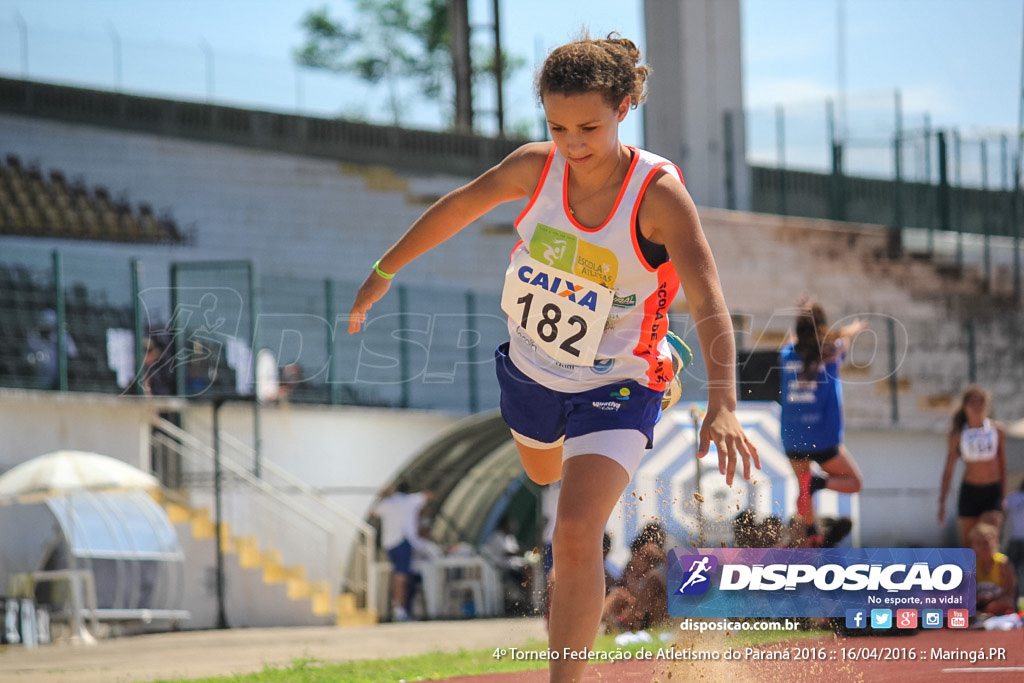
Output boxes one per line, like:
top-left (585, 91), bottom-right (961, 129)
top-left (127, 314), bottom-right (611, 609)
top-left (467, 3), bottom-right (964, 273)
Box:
top-left (500, 252), bottom-right (613, 367)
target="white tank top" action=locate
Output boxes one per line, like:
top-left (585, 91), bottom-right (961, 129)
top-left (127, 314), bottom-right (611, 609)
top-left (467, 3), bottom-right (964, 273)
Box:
top-left (505, 145), bottom-right (682, 392)
top-left (960, 419), bottom-right (999, 463)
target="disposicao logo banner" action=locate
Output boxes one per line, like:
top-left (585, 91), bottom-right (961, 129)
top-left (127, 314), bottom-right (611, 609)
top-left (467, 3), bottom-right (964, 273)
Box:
top-left (667, 548), bottom-right (976, 618)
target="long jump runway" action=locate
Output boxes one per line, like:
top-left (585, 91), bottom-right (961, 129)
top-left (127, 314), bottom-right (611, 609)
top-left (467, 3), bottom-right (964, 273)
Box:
top-left (437, 627), bottom-right (1024, 683)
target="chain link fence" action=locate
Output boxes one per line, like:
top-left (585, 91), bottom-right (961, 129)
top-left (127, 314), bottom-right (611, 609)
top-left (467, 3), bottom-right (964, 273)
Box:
top-left (3, 244), bottom-right (1023, 428)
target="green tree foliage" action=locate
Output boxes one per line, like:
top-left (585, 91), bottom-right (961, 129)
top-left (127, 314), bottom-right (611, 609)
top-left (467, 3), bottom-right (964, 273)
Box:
top-left (294, 1), bottom-right (450, 126)
top-left (295, 1), bottom-right (523, 133)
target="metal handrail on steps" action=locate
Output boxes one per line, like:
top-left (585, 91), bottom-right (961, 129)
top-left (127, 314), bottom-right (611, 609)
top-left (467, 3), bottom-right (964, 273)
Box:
top-left (151, 415), bottom-right (376, 615)
top-left (192, 419), bottom-right (378, 605)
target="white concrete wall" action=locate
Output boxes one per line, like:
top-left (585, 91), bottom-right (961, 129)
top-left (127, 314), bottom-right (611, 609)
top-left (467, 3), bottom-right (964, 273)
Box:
top-left (0, 390), bottom-right (458, 519)
top-left (845, 429), bottom-right (951, 547)
top-left (181, 401), bottom-right (462, 520)
top-left (0, 389), bottom-right (154, 472)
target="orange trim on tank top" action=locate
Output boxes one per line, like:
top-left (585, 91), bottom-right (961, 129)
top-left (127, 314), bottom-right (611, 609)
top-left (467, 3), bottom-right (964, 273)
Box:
top-left (513, 145), bottom-right (556, 228)
top-left (629, 161), bottom-right (683, 273)
top-left (562, 146), bottom-right (640, 233)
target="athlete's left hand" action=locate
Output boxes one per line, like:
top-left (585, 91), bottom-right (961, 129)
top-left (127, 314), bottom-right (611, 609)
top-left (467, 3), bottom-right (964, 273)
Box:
top-left (696, 407), bottom-right (760, 486)
top-left (348, 271), bottom-right (392, 334)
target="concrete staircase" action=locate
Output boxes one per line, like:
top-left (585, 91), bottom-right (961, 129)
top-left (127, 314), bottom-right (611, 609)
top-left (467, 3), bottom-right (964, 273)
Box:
top-left (153, 476), bottom-right (377, 629)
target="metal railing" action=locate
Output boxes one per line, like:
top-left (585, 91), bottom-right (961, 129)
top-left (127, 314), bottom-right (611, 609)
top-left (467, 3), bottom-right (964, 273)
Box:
top-left (184, 414), bottom-right (377, 604)
top-left (150, 414), bottom-right (376, 615)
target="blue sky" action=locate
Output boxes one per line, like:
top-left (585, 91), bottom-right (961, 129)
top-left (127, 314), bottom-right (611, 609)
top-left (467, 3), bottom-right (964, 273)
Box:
top-left (0, 0), bottom-right (1020, 167)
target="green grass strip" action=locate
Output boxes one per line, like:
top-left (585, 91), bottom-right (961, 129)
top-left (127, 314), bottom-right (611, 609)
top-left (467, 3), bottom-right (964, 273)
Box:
top-left (155, 624), bottom-right (831, 683)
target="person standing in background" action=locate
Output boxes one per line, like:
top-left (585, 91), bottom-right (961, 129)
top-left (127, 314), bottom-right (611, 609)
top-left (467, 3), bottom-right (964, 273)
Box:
top-left (938, 385), bottom-right (1007, 545)
top-left (370, 481), bottom-right (434, 622)
top-left (25, 308), bottom-right (77, 390)
top-left (1002, 479), bottom-right (1024, 609)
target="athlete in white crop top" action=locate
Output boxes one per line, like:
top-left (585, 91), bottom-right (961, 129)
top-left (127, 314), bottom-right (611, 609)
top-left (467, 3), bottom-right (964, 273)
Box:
top-left (348, 34), bottom-right (759, 683)
top-left (939, 386), bottom-right (1006, 546)
top-left (960, 418), bottom-right (999, 463)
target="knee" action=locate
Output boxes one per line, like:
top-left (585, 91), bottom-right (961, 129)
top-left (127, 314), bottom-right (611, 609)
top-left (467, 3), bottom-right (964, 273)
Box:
top-left (524, 465), bottom-right (560, 486)
top-left (552, 514), bottom-right (603, 563)
top-left (517, 444), bottom-right (562, 485)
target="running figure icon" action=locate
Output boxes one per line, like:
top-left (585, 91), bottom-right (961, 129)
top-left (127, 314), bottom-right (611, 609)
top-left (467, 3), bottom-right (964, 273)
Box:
top-left (678, 556), bottom-right (712, 593)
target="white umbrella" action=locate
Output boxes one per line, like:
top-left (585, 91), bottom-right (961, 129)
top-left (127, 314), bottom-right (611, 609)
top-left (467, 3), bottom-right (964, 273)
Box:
top-left (0, 450), bottom-right (160, 503)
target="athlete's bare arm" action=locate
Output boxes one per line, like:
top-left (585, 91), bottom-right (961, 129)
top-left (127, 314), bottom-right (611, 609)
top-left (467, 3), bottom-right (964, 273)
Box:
top-left (348, 143), bottom-right (550, 333)
top-left (638, 171), bottom-right (759, 485)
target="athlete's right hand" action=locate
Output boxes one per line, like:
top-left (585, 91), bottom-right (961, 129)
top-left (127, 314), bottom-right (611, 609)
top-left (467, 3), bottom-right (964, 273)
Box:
top-left (348, 271), bottom-right (392, 334)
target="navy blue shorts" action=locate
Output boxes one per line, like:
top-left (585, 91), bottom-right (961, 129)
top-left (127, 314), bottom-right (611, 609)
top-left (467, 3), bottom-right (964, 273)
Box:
top-left (494, 343), bottom-right (662, 448)
top-left (786, 446), bottom-right (840, 466)
top-left (387, 539), bottom-right (413, 575)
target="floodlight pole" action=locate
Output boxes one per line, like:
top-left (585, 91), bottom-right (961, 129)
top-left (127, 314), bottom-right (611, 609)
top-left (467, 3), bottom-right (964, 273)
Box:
top-left (14, 11), bottom-right (27, 78)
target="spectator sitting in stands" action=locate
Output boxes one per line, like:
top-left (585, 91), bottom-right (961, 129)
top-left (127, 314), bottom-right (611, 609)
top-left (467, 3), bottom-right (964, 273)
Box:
top-left (601, 522), bottom-right (668, 632)
top-left (25, 308), bottom-right (77, 390)
top-left (483, 515), bottom-right (533, 615)
top-left (275, 363), bottom-right (303, 403)
top-left (969, 522), bottom-right (1017, 617)
top-left (143, 333), bottom-right (175, 396)
top-left (1004, 479), bottom-right (1024, 606)
top-left (602, 531), bottom-right (620, 592)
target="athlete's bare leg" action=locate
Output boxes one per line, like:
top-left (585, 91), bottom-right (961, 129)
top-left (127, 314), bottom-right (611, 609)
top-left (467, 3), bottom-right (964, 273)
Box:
top-left (546, 454), bottom-right (630, 683)
top-left (820, 445), bottom-right (863, 493)
top-left (517, 441), bottom-right (564, 485)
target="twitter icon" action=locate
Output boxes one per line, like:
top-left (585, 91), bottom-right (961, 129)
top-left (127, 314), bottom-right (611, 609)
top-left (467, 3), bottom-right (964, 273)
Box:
top-left (870, 609), bottom-right (892, 629)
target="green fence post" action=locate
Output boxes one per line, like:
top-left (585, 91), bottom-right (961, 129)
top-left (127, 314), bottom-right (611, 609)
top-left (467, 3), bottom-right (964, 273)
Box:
top-left (466, 291), bottom-right (478, 414)
top-left (398, 284), bottom-right (410, 409)
top-left (831, 142), bottom-right (845, 222)
top-left (1014, 173), bottom-right (1022, 305)
top-left (924, 115), bottom-right (934, 256)
top-left (776, 104), bottom-right (787, 215)
top-left (937, 131), bottom-right (950, 234)
top-left (51, 249), bottom-right (67, 392)
top-left (170, 263), bottom-right (185, 397)
top-left (981, 140), bottom-right (992, 291)
top-left (966, 320), bottom-right (977, 384)
top-left (891, 90), bottom-right (903, 257)
top-left (954, 130), bottom-right (963, 271)
top-left (887, 317), bottom-right (899, 425)
top-left (132, 259), bottom-right (145, 395)
top-left (723, 110), bottom-right (736, 210)
top-left (248, 261), bottom-right (261, 479)
top-left (325, 278), bottom-right (338, 405)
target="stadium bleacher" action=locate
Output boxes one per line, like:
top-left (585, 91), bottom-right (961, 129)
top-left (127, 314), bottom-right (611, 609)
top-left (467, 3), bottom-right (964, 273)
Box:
top-left (0, 153), bottom-right (188, 245)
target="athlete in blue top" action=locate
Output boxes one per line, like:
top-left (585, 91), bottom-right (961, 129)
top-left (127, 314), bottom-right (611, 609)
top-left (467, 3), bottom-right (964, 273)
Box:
top-left (779, 301), bottom-right (865, 545)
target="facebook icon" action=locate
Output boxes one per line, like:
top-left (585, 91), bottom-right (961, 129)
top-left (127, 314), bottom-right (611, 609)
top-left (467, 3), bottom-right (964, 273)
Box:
top-left (845, 609), bottom-right (867, 629)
